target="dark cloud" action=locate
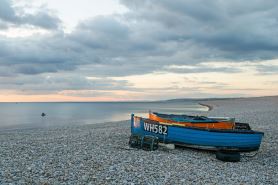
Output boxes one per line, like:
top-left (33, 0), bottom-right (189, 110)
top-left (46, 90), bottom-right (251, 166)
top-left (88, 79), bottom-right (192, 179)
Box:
top-left (0, 34), bottom-right (77, 75)
top-left (70, 16), bottom-right (131, 53)
top-left (0, 0), bottom-right (278, 96)
top-left (21, 11), bottom-right (61, 30)
top-left (0, 74), bottom-right (133, 94)
top-left (121, 0), bottom-right (278, 60)
top-left (0, 0), bottom-right (61, 30)
top-left (161, 65), bottom-right (241, 74)
top-left (0, 0), bottom-right (18, 23)
top-left (253, 64), bottom-right (278, 75)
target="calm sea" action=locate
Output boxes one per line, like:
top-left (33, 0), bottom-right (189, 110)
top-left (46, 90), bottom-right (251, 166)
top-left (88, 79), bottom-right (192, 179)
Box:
top-left (0, 102), bottom-right (207, 129)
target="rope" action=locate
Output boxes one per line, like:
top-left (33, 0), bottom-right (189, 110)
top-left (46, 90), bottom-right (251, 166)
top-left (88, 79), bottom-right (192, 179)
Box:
top-left (241, 151), bottom-right (260, 158)
top-left (113, 146), bottom-right (138, 151)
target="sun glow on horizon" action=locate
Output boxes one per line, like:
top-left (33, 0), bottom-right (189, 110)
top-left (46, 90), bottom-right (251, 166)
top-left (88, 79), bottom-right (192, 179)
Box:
top-left (1, 59), bottom-right (278, 102)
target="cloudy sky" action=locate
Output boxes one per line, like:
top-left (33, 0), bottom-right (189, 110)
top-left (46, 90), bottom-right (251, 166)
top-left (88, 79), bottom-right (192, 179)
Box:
top-left (0, 0), bottom-right (278, 102)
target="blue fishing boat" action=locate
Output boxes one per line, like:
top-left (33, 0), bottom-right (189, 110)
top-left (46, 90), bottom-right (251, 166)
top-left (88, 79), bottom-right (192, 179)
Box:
top-left (131, 114), bottom-right (264, 152)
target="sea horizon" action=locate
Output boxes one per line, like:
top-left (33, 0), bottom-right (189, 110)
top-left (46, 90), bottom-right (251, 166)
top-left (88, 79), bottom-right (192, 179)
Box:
top-left (1, 95), bottom-right (277, 103)
top-left (0, 101), bottom-right (207, 130)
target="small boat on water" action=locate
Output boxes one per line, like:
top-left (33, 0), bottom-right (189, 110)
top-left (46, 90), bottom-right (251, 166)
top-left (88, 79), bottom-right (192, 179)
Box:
top-left (131, 114), bottom-right (264, 152)
top-left (149, 112), bottom-right (235, 130)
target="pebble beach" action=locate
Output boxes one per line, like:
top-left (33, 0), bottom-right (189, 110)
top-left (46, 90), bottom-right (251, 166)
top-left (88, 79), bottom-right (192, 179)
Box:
top-left (0, 96), bottom-right (278, 184)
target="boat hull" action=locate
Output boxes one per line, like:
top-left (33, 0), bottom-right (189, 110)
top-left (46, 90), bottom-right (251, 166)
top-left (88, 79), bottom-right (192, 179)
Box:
top-left (131, 114), bottom-right (264, 152)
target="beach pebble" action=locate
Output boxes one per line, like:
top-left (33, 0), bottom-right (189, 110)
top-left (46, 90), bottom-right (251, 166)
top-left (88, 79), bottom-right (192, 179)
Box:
top-left (0, 97), bottom-right (277, 184)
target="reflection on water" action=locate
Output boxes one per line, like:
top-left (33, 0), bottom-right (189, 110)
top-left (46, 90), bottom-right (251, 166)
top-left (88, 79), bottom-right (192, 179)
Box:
top-left (0, 102), bottom-right (207, 129)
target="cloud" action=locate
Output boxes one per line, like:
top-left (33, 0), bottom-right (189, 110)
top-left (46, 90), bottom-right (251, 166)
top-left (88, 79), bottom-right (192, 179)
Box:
top-left (21, 11), bottom-right (61, 30)
top-left (253, 64), bottom-right (278, 75)
top-left (0, 0), bottom-right (61, 30)
top-left (0, 0), bottom-right (17, 23)
top-left (0, 0), bottom-right (278, 98)
top-left (160, 64), bottom-right (241, 74)
top-left (0, 34), bottom-right (76, 75)
top-left (0, 20), bottom-right (8, 29)
top-left (121, 0), bottom-right (278, 60)
top-left (0, 73), bottom-right (133, 94)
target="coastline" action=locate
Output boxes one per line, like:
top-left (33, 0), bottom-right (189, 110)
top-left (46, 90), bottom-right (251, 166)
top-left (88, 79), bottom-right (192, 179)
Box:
top-left (0, 96), bottom-right (277, 184)
top-left (198, 102), bottom-right (213, 111)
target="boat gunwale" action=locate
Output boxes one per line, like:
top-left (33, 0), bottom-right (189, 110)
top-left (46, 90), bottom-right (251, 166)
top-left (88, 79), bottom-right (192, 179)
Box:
top-left (151, 112), bottom-right (230, 123)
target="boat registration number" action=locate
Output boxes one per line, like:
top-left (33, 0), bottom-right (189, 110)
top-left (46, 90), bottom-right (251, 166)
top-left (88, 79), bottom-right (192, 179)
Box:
top-left (143, 122), bottom-right (168, 135)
